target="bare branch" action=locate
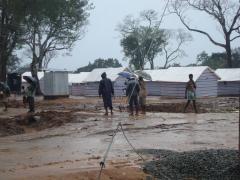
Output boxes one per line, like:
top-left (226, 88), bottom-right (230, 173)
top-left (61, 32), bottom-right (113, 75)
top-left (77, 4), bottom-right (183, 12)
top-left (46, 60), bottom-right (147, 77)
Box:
top-left (171, 1), bottom-right (226, 48)
top-left (229, 6), bottom-right (240, 33)
top-left (230, 35), bottom-right (240, 41)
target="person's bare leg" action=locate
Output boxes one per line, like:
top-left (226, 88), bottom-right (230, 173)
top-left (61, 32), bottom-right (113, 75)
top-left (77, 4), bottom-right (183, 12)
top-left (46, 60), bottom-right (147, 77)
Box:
top-left (104, 107), bottom-right (108, 116)
top-left (110, 107), bottom-right (113, 115)
top-left (193, 100), bottom-right (198, 113)
top-left (184, 100), bottom-right (190, 113)
top-left (3, 102), bottom-right (8, 111)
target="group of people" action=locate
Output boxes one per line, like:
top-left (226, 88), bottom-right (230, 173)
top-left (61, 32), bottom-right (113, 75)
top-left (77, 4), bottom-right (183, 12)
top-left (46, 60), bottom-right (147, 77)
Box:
top-left (98, 72), bottom-right (147, 116)
top-left (1, 73), bottom-right (197, 115)
top-left (98, 72), bottom-right (198, 116)
top-left (0, 80), bottom-right (36, 113)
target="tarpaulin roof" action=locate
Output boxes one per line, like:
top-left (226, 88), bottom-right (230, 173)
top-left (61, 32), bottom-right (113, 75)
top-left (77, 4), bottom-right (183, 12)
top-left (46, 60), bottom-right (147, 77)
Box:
top-left (215, 68), bottom-right (240, 82)
top-left (144, 66), bottom-right (219, 82)
top-left (68, 72), bottom-right (90, 84)
top-left (83, 67), bottom-right (126, 82)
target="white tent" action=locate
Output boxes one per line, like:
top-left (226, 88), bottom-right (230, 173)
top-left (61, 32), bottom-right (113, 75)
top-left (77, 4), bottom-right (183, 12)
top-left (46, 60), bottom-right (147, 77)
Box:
top-left (82, 67), bottom-right (127, 96)
top-left (215, 68), bottom-right (240, 96)
top-left (145, 66), bottom-right (220, 98)
top-left (69, 72), bottom-right (90, 96)
top-left (68, 72), bottom-right (90, 85)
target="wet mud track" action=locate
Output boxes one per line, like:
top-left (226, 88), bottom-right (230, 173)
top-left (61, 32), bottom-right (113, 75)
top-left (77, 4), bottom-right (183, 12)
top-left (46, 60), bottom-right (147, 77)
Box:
top-left (0, 110), bottom-right (238, 179)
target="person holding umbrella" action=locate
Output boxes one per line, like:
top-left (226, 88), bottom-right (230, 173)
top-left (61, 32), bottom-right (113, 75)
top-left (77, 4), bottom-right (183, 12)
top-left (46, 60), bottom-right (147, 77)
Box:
top-left (24, 76), bottom-right (37, 113)
top-left (126, 76), bottom-right (140, 116)
top-left (98, 72), bottom-right (114, 116)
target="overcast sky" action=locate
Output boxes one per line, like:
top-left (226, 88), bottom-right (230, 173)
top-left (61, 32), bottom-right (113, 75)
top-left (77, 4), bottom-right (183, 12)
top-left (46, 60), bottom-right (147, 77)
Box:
top-left (22, 0), bottom-right (239, 71)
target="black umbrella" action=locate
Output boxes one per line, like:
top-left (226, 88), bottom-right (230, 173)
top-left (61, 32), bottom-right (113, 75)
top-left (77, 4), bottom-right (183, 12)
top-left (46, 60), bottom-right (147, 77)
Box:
top-left (23, 76), bottom-right (36, 86)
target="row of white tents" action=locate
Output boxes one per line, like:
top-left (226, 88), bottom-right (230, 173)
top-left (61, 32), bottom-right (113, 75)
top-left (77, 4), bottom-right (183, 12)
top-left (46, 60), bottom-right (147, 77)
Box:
top-left (22, 66), bottom-right (240, 98)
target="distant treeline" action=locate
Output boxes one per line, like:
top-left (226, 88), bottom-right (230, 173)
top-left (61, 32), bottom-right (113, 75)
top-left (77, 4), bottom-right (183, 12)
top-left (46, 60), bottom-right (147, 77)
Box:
top-left (75, 58), bottom-right (122, 73)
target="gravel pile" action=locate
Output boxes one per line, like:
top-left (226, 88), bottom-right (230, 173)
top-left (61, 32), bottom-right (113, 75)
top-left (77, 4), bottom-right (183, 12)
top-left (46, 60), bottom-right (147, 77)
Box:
top-left (141, 149), bottom-right (239, 180)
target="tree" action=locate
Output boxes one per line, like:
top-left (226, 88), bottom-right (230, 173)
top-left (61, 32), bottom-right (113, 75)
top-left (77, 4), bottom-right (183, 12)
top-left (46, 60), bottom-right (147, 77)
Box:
top-left (162, 29), bottom-right (192, 68)
top-left (196, 48), bottom-right (240, 69)
top-left (7, 54), bottom-right (21, 73)
top-left (118, 10), bottom-right (166, 70)
top-left (23, 0), bottom-right (91, 92)
top-left (16, 63), bottom-right (31, 74)
top-left (171, 0), bottom-right (240, 68)
top-left (75, 58), bottom-right (122, 73)
top-left (0, 0), bottom-right (26, 81)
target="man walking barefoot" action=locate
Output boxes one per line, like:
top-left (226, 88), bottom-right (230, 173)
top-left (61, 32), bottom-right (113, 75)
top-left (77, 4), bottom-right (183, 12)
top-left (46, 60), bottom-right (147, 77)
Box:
top-left (184, 74), bottom-right (198, 113)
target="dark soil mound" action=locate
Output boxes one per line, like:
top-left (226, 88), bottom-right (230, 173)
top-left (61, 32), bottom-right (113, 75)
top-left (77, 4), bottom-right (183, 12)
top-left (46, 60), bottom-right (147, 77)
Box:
top-left (0, 118), bottom-right (24, 137)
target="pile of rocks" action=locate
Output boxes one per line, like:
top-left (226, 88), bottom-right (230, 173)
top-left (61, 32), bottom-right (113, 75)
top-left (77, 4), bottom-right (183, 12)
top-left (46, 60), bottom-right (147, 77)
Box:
top-left (142, 149), bottom-right (239, 180)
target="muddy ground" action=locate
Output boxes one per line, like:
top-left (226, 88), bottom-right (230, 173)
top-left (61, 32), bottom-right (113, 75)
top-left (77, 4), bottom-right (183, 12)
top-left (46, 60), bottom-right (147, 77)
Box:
top-left (0, 96), bottom-right (239, 179)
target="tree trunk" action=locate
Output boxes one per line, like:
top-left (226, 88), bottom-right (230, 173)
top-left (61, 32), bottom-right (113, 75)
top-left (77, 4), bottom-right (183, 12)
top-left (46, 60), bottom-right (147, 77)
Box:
top-left (0, 55), bottom-right (7, 82)
top-left (150, 59), bottom-right (154, 69)
top-left (225, 37), bottom-right (232, 68)
top-left (31, 57), bottom-right (42, 95)
top-left (0, 3), bottom-right (7, 82)
top-left (163, 60), bottom-right (168, 69)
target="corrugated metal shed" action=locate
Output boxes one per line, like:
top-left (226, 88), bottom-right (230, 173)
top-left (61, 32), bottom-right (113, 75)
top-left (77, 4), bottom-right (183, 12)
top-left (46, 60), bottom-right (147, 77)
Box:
top-left (43, 71), bottom-right (69, 99)
top-left (215, 68), bottom-right (240, 96)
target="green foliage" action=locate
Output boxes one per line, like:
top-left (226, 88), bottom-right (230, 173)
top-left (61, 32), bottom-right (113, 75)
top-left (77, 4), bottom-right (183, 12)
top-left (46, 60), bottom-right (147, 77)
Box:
top-left (196, 48), bottom-right (240, 69)
top-left (23, 0), bottom-right (91, 69)
top-left (75, 58), bottom-right (122, 73)
top-left (15, 64), bottom-right (31, 74)
top-left (0, 0), bottom-right (28, 81)
top-left (118, 10), bottom-right (166, 70)
top-left (6, 54), bottom-right (21, 73)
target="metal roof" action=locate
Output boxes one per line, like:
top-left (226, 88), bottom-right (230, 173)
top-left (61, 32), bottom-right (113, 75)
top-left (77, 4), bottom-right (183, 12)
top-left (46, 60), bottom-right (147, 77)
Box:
top-left (215, 68), bottom-right (240, 82)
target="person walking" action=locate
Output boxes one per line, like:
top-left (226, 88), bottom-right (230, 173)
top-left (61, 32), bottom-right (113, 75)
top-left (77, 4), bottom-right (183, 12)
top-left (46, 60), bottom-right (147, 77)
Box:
top-left (126, 76), bottom-right (140, 116)
top-left (98, 72), bottom-right (114, 116)
top-left (184, 74), bottom-right (198, 113)
top-left (138, 76), bottom-right (147, 114)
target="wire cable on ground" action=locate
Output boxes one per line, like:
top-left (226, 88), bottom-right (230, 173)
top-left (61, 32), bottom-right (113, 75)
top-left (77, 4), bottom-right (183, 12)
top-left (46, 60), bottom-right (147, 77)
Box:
top-left (97, 122), bottom-right (171, 180)
top-left (97, 123), bottom-right (121, 180)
